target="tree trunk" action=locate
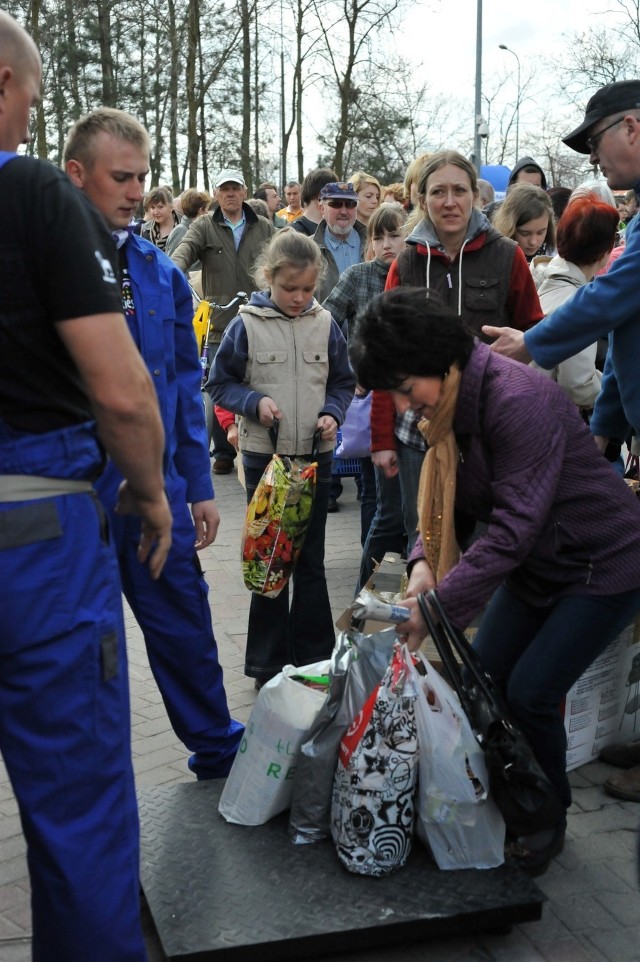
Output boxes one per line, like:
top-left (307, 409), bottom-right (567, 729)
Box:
top-left (185, 0), bottom-right (200, 187)
top-left (96, 0), bottom-right (116, 106)
top-left (240, 0), bottom-right (253, 191)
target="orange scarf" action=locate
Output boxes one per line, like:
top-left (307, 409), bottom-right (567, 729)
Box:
top-left (416, 365), bottom-right (461, 583)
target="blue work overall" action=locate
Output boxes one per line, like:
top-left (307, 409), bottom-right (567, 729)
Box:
top-left (0, 422), bottom-right (146, 962)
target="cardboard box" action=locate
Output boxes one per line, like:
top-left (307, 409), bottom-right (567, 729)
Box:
top-left (564, 620), bottom-right (640, 771)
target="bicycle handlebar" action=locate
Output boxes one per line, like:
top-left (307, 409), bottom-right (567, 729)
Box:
top-left (189, 288), bottom-right (248, 312)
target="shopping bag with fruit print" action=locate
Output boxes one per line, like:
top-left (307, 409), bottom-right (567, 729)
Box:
top-left (241, 421), bottom-right (320, 598)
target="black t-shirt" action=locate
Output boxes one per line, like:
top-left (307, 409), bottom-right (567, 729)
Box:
top-left (0, 156), bottom-right (122, 433)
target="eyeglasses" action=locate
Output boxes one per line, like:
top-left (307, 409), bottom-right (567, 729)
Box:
top-left (585, 117), bottom-right (625, 153)
top-left (326, 199), bottom-right (357, 209)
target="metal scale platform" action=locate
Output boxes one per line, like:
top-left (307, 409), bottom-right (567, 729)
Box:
top-left (138, 780), bottom-right (545, 961)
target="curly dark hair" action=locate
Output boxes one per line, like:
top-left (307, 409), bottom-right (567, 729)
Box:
top-left (349, 287), bottom-right (475, 391)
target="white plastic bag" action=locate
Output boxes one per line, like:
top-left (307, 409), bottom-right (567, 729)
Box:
top-left (410, 650), bottom-right (505, 870)
top-left (218, 661), bottom-right (329, 825)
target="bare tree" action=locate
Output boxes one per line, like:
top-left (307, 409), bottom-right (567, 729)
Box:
top-left (312, 0), bottom-right (400, 177)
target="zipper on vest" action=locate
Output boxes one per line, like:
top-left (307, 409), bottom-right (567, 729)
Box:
top-left (446, 272), bottom-right (453, 289)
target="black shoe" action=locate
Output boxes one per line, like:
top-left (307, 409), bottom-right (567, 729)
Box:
top-left (505, 818), bottom-right (566, 877)
top-left (327, 497), bottom-right (339, 513)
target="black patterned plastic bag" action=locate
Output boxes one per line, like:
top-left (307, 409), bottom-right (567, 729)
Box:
top-left (330, 646), bottom-right (418, 877)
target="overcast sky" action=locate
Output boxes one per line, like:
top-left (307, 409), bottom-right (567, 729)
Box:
top-left (399, 0), bottom-right (619, 152)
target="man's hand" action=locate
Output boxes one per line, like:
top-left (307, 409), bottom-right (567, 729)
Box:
top-left (257, 396), bottom-right (281, 427)
top-left (191, 499), bottom-right (220, 549)
top-left (482, 326), bottom-right (531, 363)
top-left (116, 482), bottom-right (173, 579)
top-left (372, 449), bottom-right (399, 478)
top-left (316, 414), bottom-right (338, 443)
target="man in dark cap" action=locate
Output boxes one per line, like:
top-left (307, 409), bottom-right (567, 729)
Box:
top-left (482, 79), bottom-right (640, 803)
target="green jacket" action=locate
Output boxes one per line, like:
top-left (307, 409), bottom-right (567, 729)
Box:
top-left (171, 202), bottom-right (274, 340)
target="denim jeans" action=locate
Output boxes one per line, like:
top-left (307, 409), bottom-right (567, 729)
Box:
top-left (358, 456), bottom-right (377, 548)
top-left (243, 456), bottom-right (335, 681)
top-left (473, 584), bottom-right (640, 809)
top-left (357, 463), bottom-right (406, 592)
top-left (396, 439), bottom-right (427, 553)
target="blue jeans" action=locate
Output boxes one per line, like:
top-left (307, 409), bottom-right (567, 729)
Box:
top-left (358, 456), bottom-right (378, 548)
top-left (396, 439), bottom-right (427, 553)
top-left (473, 584), bottom-right (640, 809)
top-left (357, 463), bottom-right (406, 592)
top-left (243, 457), bottom-right (335, 680)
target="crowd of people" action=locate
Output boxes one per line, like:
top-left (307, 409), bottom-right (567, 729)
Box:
top-left (3, 6), bottom-right (640, 955)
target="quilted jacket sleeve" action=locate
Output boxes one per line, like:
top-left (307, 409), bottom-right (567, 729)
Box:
top-left (432, 381), bottom-right (569, 629)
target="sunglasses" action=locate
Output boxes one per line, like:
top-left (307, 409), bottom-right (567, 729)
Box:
top-left (585, 116), bottom-right (625, 153)
top-left (326, 199), bottom-right (357, 209)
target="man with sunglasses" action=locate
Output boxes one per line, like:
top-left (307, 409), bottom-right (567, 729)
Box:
top-left (313, 182), bottom-right (366, 510)
top-left (483, 79), bottom-right (640, 804)
top-left (314, 181), bottom-right (366, 302)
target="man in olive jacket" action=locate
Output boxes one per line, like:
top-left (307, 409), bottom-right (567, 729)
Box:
top-left (171, 168), bottom-right (274, 472)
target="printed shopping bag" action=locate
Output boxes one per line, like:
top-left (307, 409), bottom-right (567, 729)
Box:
top-left (218, 661), bottom-right (329, 825)
top-left (241, 454), bottom-right (316, 597)
top-left (330, 646), bottom-right (418, 877)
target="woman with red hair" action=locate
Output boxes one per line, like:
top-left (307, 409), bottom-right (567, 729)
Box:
top-left (532, 194), bottom-right (619, 413)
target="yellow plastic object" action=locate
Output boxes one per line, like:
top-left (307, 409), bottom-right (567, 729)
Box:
top-left (192, 299), bottom-right (210, 356)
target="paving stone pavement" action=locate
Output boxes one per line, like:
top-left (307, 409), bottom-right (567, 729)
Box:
top-left (1, 468), bottom-right (639, 962)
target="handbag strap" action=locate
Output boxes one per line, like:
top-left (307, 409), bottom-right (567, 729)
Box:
top-left (427, 590), bottom-right (497, 694)
top-left (417, 590), bottom-right (503, 726)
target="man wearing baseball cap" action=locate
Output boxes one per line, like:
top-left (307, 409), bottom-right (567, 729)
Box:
top-left (482, 80), bottom-right (640, 802)
top-left (172, 168), bottom-right (274, 473)
top-left (313, 181), bottom-right (367, 302)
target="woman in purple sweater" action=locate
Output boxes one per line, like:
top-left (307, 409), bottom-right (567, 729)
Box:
top-left (349, 286), bottom-right (640, 876)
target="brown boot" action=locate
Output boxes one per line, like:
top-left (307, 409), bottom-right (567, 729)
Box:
top-left (599, 739), bottom-right (640, 769)
top-left (604, 764), bottom-right (640, 802)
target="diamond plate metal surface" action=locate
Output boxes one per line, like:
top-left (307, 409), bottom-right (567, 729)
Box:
top-left (138, 781), bottom-right (544, 961)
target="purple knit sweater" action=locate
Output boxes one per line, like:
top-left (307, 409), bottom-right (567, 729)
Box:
top-left (409, 341), bottom-right (640, 629)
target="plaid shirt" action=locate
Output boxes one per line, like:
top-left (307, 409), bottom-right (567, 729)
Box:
top-left (394, 410), bottom-right (427, 451)
top-left (324, 257), bottom-right (426, 450)
top-left (322, 258), bottom-right (389, 336)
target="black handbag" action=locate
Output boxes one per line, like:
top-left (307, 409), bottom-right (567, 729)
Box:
top-left (416, 590), bottom-right (566, 838)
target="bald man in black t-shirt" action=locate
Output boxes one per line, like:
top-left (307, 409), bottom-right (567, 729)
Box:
top-left (0, 12), bottom-right (171, 961)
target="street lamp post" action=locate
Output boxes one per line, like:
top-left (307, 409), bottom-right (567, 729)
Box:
top-left (499, 43), bottom-right (521, 160)
top-left (473, 0), bottom-right (483, 171)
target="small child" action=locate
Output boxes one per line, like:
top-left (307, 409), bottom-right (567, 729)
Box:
top-left (208, 229), bottom-right (355, 688)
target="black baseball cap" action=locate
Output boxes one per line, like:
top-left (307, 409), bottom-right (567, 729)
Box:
top-left (563, 80), bottom-right (640, 154)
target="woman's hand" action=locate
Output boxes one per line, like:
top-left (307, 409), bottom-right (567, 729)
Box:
top-left (317, 415), bottom-right (338, 443)
top-left (257, 396), bottom-right (281, 427)
top-left (396, 560), bottom-right (436, 652)
top-left (405, 558), bottom-right (436, 598)
top-left (396, 596), bottom-right (429, 652)
top-left (372, 449), bottom-right (399, 478)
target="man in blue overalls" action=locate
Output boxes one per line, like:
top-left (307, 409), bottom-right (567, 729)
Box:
top-left (64, 108), bottom-right (244, 780)
top-left (0, 13), bottom-right (173, 962)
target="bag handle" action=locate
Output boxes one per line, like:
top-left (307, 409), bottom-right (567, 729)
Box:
top-left (416, 591), bottom-right (503, 727)
top-left (268, 415), bottom-right (322, 460)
